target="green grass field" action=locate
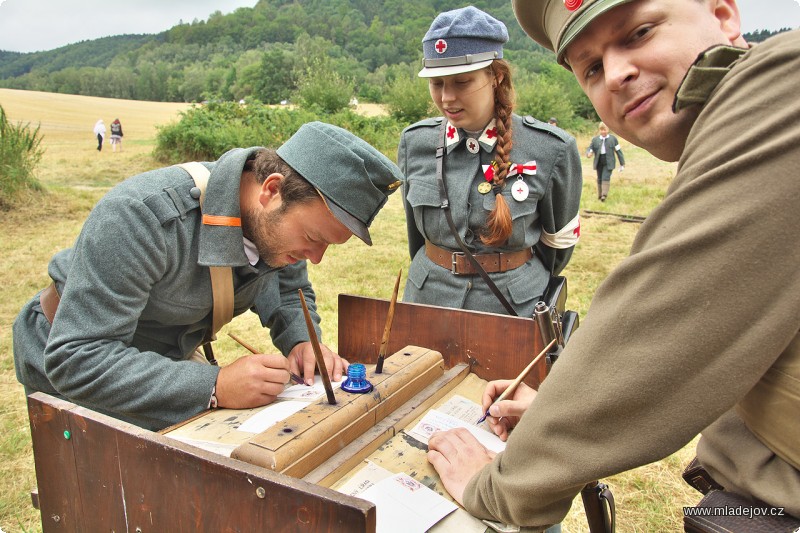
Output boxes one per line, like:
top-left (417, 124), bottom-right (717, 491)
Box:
top-left (0, 88), bottom-right (699, 532)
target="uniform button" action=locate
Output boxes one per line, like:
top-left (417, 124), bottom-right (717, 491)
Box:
top-left (467, 281), bottom-right (472, 290)
top-left (190, 187), bottom-right (202, 199)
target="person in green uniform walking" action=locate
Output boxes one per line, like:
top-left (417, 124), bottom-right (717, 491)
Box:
top-left (586, 121), bottom-right (625, 201)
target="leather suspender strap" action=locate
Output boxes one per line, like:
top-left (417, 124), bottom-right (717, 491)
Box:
top-left (434, 124), bottom-right (518, 316)
top-left (208, 267), bottom-right (234, 339)
top-left (177, 162), bottom-right (234, 342)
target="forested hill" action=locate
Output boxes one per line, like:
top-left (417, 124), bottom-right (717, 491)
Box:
top-left (1, 1), bottom-right (791, 106)
top-left (0, 0), bottom-right (551, 104)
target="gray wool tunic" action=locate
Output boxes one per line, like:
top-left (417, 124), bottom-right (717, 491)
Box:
top-left (399, 114), bottom-right (583, 317)
top-left (13, 147), bottom-right (323, 431)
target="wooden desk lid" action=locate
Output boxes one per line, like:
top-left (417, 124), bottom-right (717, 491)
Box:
top-left (231, 346), bottom-right (444, 477)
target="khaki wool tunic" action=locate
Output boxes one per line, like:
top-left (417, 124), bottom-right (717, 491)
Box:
top-left (463, 31), bottom-right (800, 529)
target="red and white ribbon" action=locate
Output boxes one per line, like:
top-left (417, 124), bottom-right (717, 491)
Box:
top-left (508, 161), bottom-right (537, 177)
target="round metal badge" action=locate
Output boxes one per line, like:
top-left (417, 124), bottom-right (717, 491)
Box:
top-left (511, 178), bottom-right (529, 201)
top-left (466, 138), bottom-right (480, 154)
top-left (478, 182), bottom-right (492, 194)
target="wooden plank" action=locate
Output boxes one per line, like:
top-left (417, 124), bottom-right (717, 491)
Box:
top-left (338, 294), bottom-right (546, 388)
top-left (28, 393), bottom-right (376, 532)
top-left (231, 347), bottom-right (444, 477)
top-left (304, 364), bottom-right (471, 487)
top-left (28, 395), bottom-right (83, 532)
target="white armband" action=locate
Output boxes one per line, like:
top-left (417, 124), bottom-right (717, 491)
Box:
top-left (540, 214), bottom-right (580, 249)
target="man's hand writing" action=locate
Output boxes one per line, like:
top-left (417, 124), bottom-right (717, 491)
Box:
top-left (215, 354), bottom-right (289, 408)
top-left (483, 379), bottom-right (537, 441)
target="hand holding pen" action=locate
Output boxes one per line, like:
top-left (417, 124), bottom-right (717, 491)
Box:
top-left (229, 332), bottom-right (305, 385)
top-left (476, 339), bottom-right (555, 432)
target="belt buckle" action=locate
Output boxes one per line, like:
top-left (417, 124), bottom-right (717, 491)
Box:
top-left (451, 251), bottom-right (464, 274)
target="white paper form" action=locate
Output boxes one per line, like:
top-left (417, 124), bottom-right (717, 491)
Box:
top-left (407, 406), bottom-right (507, 454)
top-left (234, 376), bottom-right (344, 433)
top-left (434, 394), bottom-right (486, 424)
top-left (236, 400), bottom-right (308, 433)
top-left (277, 375), bottom-right (343, 400)
top-left (359, 473), bottom-right (457, 533)
top-left (168, 435), bottom-right (239, 457)
top-left (336, 460), bottom-right (395, 497)
top-left (336, 461), bottom-right (487, 533)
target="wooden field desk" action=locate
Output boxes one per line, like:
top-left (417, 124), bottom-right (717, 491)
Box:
top-left (27, 295), bottom-right (549, 532)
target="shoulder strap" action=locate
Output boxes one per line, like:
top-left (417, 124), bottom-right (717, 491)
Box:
top-left (177, 163), bottom-right (234, 340)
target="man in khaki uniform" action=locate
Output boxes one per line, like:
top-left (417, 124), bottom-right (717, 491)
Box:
top-left (426, 1), bottom-right (800, 529)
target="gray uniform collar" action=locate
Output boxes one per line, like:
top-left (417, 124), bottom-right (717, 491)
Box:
top-left (197, 147), bottom-right (262, 267)
top-left (444, 119), bottom-right (499, 155)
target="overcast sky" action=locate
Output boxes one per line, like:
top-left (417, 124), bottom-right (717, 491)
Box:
top-left (0, 0), bottom-right (798, 53)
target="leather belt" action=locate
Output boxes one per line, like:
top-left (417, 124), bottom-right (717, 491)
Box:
top-left (40, 282), bottom-right (61, 324)
top-left (425, 240), bottom-right (533, 276)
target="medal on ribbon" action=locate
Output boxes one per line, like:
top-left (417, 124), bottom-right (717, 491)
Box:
top-left (480, 161), bottom-right (499, 194)
top-left (508, 160), bottom-right (535, 201)
top-left (511, 177), bottom-right (529, 201)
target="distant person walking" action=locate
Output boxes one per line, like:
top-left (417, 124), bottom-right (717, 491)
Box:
top-left (586, 121), bottom-right (625, 201)
top-left (109, 118), bottom-right (124, 152)
top-left (93, 119), bottom-right (106, 152)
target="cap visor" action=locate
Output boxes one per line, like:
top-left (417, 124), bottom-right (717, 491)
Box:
top-left (320, 192), bottom-right (372, 246)
top-left (418, 59), bottom-right (493, 78)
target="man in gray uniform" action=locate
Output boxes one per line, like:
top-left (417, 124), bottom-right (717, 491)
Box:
top-left (13, 122), bottom-right (403, 431)
top-left (427, 0), bottom-right (800, 529)
top-left (586, 122), bottom-right (625, 201)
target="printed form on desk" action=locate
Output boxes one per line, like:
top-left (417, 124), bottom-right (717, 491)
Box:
top-left (335, 395), bottom-right (508, 533)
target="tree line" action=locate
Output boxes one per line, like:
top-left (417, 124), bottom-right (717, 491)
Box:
top-left (0, 0), bottom-right (597, 126)
top-left (0, 0), bottom-right (792, 128)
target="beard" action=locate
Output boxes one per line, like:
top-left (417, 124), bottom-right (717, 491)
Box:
top-left (241, 205), bottom-right (289, 268)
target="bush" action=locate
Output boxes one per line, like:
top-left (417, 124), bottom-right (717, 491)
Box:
top-left (385, 74), bottom-right (432, 124)
top-left (154, 102), bottom-right (323, 162)
top-left (0, 104), bottom-right (44, 208)
top-left (294, 58), bottom-right (354, 114)
top-left (515, 74), bottom-right (576, 127)
top-left (154, 102), bottom-right (406, 163)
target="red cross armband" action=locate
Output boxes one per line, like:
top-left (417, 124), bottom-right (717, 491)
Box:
top-left (540, 214), bottom-right (581, 249)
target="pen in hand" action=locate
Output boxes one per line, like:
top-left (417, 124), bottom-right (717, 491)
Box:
top-left (228, 332), bottom-right (306, 386)
top-left (476, 338), bottom-right (556, 424)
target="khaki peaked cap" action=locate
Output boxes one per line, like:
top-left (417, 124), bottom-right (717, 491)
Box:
top-left (512, 0), bottom-right (634, 66)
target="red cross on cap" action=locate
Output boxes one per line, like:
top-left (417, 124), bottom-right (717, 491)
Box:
top-left (435, 39), bottom-right (447, 54)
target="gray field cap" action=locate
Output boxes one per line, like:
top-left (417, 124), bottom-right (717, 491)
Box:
top-left (276, 122), bottom-right (402, 246)
top-left (419, 6), bottom-right (508, 78)
top-left (512, 0), bottom-right (634, 67)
